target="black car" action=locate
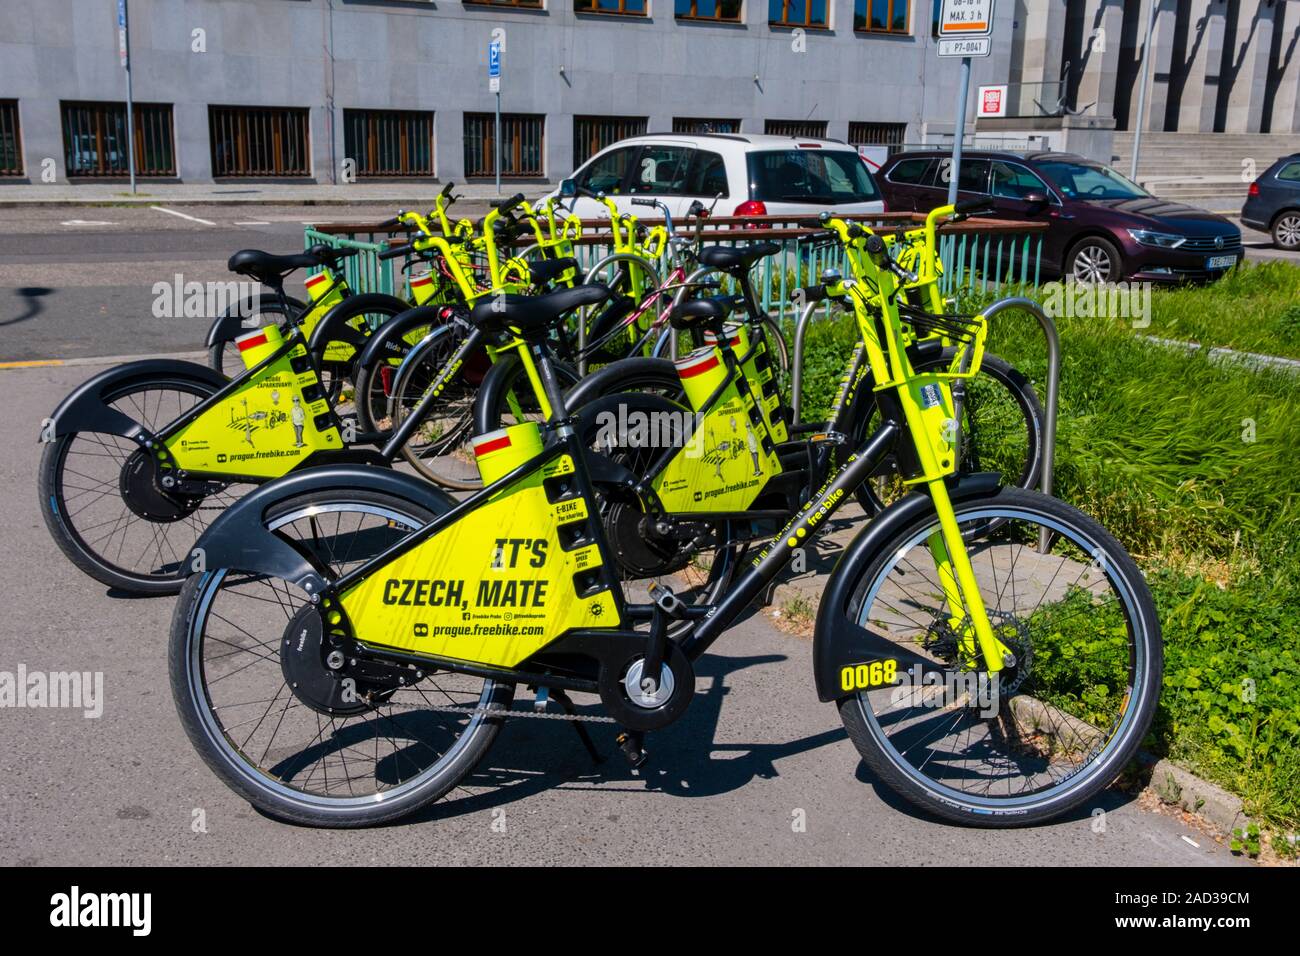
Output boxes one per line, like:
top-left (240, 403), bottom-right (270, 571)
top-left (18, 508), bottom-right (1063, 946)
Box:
top-left (1241, 154), bottom-right (1300, 250)
top-left (877, 150), bottom-right (1243, 283)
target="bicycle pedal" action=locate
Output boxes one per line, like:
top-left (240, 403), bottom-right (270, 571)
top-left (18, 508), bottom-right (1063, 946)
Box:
top-left (615, 732), bottom-right (647, 769)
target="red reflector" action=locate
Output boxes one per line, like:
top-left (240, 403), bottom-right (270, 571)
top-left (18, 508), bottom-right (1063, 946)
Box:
top-left (305, 272), bottom-right (328, 287)
top-left (236, 332), bottom-right (269, 352)
top-left (474, 435), bottom-right (512, 456)
top-left (797, 142), bottom-right (822, 148)
top-left (677, 354), bottom-right (721, 378)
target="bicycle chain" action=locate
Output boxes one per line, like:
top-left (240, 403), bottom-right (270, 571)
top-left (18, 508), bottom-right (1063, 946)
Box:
top-left (373, 697), bottom-right (618, 724)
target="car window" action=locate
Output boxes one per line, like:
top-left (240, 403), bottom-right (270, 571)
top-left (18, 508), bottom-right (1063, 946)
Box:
top-left (746, 150), bottom-right (880, 204)
top-left (1036, 160), bottom-right (1148, 200)
top-left (577, 147), bottom-right (636, 194)
top-left (686, 150), bottom-right (729, 198)
top-left (956, 158), bottom-right (990, 194)
top-left (631, 146), bottom-right (693, 195)
top-left (887, 157), bottom-right (932, 185)
top-left (1277, 161), bottom-right (1300, 182)
top-left (990, 161), bottom-right (1050, 199)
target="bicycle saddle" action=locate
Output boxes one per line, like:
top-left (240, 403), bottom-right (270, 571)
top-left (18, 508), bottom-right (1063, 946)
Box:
top-left (697, 242), bottom-right (781, 273)
top-left (670, 295), bottom-right (738, 332)
top-left (470, 283), bottom-right (611, 335)
top-left (305, 243), bottom-right (360, 269)
top-left (527, 256), bottom-right (579, 287)
top-left (227, 249), bottom-right (320, 286)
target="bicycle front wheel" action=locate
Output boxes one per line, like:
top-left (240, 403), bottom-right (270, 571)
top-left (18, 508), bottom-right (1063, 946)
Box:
top-left (837, 487), bottom-right (1161, 827)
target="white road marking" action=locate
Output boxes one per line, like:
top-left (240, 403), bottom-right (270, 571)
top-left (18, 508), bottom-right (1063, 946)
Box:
top-left (235, 220), bottom-right (271, 226)
top-left (1181, 835), bottom-right (1201, 848)
top-left (60, 219), bottom-right (114, 226)
top-left (150, 205), bottom-right (217, 226)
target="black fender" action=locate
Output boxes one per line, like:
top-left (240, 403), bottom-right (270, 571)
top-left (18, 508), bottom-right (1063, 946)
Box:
top-left (203, 293), bottom-right (305, 348)
top-left (811, 471), bottom-right (1004, 702)
top-left (562, 357), bottom-right (679, 415)
top-left (190, 465), bottom-right (458, 590)
top-left (305, 292), bottom-right (410, 363)
top-left (471, 352), bottom-right (582, 435)
top-left (353, 304), bottom-right (454, 374)
top-left (45, 359), bottom-right (228, 440)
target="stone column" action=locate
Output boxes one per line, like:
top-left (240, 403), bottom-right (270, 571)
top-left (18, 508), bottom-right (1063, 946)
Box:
top-left (1268, 0), bottom-right (1300, 133)
top-left (1131, 0), bottom-right (1179, 132)
top-left (1074, 0), bottom-right (1127, 118)
top-left (1173, 0), bottom-right (1228, 132)
top-left (1222, 0), bottom-right (1275, 133)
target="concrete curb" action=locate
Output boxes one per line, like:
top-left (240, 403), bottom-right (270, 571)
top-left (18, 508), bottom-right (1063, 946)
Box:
top-left (1140, 756), bottom-right (1250, 838)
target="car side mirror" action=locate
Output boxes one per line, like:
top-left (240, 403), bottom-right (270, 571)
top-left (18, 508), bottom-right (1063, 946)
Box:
top-left (1023, 190), bottom-right (1049, 212)
top-left (559, 179), bottom-right (577, 198)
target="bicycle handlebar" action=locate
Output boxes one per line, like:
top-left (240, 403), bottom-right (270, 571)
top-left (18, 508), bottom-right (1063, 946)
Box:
top-left (378, 241), bottom-right (415, 261)
top-left (492, 193), bottom-right (527, 214)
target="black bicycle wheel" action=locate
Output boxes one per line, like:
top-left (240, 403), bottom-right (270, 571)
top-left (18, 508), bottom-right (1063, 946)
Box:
top-left (836, 487), bottom-right (1161, 826)
top-left (39, 373), bottom-right (254, 594)
top-left (170, 488), bottom-right (512, 828)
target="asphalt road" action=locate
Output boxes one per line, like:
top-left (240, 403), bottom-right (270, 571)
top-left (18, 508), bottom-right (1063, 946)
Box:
top-left (0, 203), bottom-right (493, 363)
top-left (0, 204), bottom-right (1292, 365)
top-left (0, 358), bottom-right (1247, 866)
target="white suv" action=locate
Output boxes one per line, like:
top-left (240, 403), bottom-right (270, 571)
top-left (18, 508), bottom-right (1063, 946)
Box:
top-left (545, 133), bottom-right (884, 221)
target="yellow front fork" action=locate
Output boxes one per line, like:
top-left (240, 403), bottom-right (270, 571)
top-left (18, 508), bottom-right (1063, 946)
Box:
top-left (924, 478), bottom-right (1007, 674)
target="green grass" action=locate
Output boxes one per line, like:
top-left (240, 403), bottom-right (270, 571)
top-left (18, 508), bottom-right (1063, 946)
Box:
top-left (1140, 260), bottom-right (1300, 360)
top-left (789, 271), bottom-right (1300, 827)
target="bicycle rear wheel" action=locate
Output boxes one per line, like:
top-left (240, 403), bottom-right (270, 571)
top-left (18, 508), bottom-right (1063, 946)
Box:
top-left (836, 487), bottom-right (1160, 826)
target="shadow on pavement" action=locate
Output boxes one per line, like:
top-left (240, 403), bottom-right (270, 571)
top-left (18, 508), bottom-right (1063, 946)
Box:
top-left (2, 286), bottom-right (54, 327)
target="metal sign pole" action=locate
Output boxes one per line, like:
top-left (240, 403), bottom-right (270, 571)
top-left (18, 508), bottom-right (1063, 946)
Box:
top-left (119, 0), bottom-right (136, 193)
top-left (948, 56), bottom-right (971, 204)
top-left (1129, 0), bottom-right (1158, 182)
top-left (488, 40), bottom-right (502, 195)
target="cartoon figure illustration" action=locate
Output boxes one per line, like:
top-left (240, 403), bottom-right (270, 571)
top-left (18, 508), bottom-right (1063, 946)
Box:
top-left (270, 389), bottom-right (281, 406)
top-left (291, 395), bottom-right (306, 448)
top-left (238, 398), bottom-right (255, 447)
top-left (746, 424), bottom-right (761, 475)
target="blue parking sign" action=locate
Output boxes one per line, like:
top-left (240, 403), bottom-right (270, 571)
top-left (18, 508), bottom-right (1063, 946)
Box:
top-left (488, 41), bottom-right (501, 78)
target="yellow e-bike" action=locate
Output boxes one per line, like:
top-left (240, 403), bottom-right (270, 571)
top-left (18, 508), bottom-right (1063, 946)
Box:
top-left (168, 205), bottom-right (1161, 829)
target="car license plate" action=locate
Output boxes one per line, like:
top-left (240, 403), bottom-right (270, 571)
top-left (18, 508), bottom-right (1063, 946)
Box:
top-left (1206, 254), bottom-right (1237, 270)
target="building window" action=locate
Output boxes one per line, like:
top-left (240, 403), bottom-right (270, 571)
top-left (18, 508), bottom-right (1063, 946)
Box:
top-left (931, 0), bottom-right (941, 37)
top-left (464, 113), bottom-right (545, 178)
top-left (344, 109), bottom-right (434, 177)
top-left (769, 0), bottom-right (829, 28)
top-left (848, 121), bottom-right (907, 154)
top-left (854, 0), bottom-right (909, 33)
top-left (676, 0), bottom-right (743, 22)
top-left (575, 0), bottom-right (647, 15)
top-left (672, 117), bottom-right (741, 134)
top-left (573, 115), bottom-right (647, 167)
top-left (209, 106), bottom-right (310, 177)
top-left (765, 119), bottom-right (828, 138)
top-left (463, 0), bottom-right (541, 6)
top-left (61, 101), bottom-right (175, 177)
top-left (0, 101), bottom-right (21, 176)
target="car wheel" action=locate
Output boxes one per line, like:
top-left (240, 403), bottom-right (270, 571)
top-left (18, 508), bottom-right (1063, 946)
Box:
top-left (1271, 211), bottom-right (1300, 250)
top-left (1067, 236), bottom-right (1121, 284)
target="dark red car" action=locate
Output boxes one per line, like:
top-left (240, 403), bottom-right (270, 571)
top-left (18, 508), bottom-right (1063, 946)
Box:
top-left (876, 150), bottom-right (1242, 283)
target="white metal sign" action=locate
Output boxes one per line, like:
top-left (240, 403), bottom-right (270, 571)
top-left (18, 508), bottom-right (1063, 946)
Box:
top-left (938, 36), bottom-right (991, 58)
top-left (939, 0), bottom-right (994, 37)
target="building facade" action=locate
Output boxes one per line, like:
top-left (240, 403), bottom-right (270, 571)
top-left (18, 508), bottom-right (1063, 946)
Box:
top-left (1, 0), bottom-right (1298, 187)
top-left (0, 0), bottom-right (1013, 184)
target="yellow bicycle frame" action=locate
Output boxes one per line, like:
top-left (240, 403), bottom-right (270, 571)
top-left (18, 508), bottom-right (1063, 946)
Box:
top-left (826, 211), bottom-right (1007, 674)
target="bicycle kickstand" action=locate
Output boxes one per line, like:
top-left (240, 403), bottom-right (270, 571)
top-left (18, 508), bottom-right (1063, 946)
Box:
top-left (550, 687), bottom-right (605, 765)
